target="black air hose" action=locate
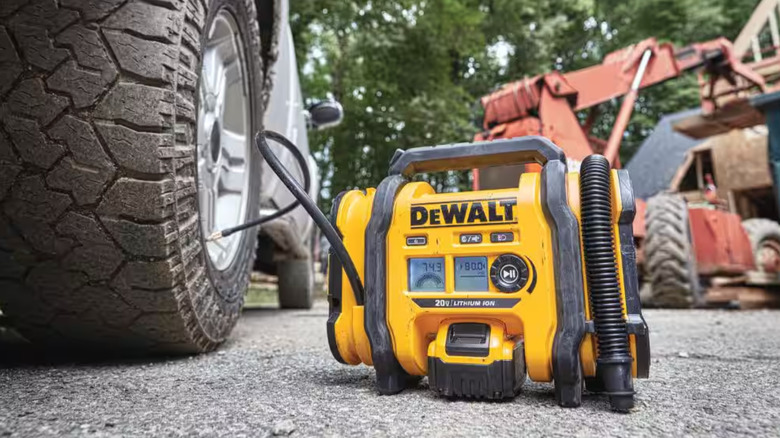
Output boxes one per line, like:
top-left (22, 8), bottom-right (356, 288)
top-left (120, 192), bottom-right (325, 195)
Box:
top-left (208, 131), bottom-right (366, 305)
top-left (579, 154), bottom-right (634, 412)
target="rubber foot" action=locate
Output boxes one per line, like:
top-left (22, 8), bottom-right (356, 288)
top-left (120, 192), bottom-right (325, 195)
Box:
top-left (375, 371), bottom-right (419, 395)
top-left (609, 394), bottom-right (635, 412)
top-left (555, 382), bottom-right (582, 408)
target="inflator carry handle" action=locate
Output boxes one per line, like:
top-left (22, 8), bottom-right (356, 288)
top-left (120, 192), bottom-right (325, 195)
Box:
top-left (388, 136), bottom-right (565, 177)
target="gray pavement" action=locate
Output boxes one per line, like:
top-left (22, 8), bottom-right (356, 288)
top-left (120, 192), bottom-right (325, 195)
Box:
top-left (2, 302), bottom-right (780, 437)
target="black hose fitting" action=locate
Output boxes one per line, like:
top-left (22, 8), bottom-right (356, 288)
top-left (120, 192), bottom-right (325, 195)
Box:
top-left (579, 154), bottom-right (635, 412)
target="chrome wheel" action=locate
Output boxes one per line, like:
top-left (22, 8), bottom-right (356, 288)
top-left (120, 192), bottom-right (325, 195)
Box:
top-left (197, 10), bottom-right (251, 271)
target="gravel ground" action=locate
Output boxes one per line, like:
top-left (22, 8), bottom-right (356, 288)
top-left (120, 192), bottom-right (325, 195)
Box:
top-left (1, 302), bottom-right (780, 437)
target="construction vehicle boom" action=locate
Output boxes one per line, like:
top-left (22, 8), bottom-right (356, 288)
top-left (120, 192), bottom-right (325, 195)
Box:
top-left (475, 37), bottom-right (765, 174)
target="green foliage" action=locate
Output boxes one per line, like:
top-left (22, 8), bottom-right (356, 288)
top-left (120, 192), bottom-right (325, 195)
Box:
top-left (292, 1), bottom-right (483, 208)
top-left (291, 0), bottom-right (760, 208)
top-left (590, 0), bottom-right (759, 161)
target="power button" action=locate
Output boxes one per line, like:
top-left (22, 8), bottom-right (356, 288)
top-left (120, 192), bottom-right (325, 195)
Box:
top-left (489, 254), bottom-right (529, 292)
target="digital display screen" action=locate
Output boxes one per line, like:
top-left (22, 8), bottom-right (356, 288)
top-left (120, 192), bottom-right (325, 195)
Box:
top-left (408, 257), bottom-right (445, 292)
top-left (454, 256), bottom-right (489, 291)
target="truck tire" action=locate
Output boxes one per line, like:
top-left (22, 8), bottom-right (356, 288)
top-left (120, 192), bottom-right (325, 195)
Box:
top-left (742, 218), bottom-right (780, 273)
top-left (638, 282), bottom-right (653, 307)
top-left (644, 193), bottom-right (702, 308)
top-left (277, 258), bottom-right (314, 309)
top-left (0, 0), bottom-right (266, 353)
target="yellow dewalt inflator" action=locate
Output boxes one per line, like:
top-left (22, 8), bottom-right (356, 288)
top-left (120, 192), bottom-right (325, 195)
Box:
top-left (249, 132), bottom-right (650, 412)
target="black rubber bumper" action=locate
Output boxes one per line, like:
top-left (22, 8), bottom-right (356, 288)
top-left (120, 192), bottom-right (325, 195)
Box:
top-left (616, 169), bottom-right (651, 379)
top-left (326, 191), bottom-right (349, 364)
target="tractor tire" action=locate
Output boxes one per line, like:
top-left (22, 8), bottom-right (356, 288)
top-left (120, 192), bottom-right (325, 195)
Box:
top-left (742, 218), bottom-right (780, 274)
top-left (644, 193), bottom-right (702, 308)
top-left (0, 0), bottom-right (266, 353)
top-left (638, 282), bottom-right (653, 307)
top-left (277, 257), bottom-right (315, 309)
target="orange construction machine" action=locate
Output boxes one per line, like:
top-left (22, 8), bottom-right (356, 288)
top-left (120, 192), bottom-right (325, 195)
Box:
top-left (474, 2), bottom-right (780, 307)
top-left (475, 37), bottom-right (765, 173)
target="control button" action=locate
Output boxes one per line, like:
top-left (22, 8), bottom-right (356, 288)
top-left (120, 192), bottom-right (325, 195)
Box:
top-left (500, 264), bottom-right (519, 282)
top-left (490, 254), bottom-right (529, 292)
top-left (406, 236), bottom-right (427, 246)
top-left (490, 232), bottom-right (514, 243)
top-left (460, 233), bottom-right (482, 244)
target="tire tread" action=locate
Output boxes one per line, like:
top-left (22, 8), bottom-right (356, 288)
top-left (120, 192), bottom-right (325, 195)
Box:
top-left (644, 193), bottom-right (700, 308)
top-left (742, 218), bottom-right (780, 273)
top-left (0, 0), bottom-right (263, 352)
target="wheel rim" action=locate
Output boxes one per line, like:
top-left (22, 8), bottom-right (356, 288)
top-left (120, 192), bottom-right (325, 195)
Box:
top-left (197, 10), bottom-right (252, 271)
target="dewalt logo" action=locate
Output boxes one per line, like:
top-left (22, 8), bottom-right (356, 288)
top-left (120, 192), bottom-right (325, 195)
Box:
top-left (410, 198), bottom-right (517, 229)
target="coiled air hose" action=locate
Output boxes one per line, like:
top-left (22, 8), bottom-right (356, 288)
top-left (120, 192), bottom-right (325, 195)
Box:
top-left (579, 154), bottom-right (634, 412)
top-left (209, 130), bottom-right (365, 304)
top-left (207, 132), bottom-right (311, 240)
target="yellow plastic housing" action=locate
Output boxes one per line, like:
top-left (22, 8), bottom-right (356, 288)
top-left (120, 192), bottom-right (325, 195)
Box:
top-left (330, 170), bottom-right (637, 380)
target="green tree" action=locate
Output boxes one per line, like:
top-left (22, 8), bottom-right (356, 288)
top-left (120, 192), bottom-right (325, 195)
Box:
top-left (292, 0), bottom-right (485, 209)
top-left (291, 0), bottom-right (761, 206)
